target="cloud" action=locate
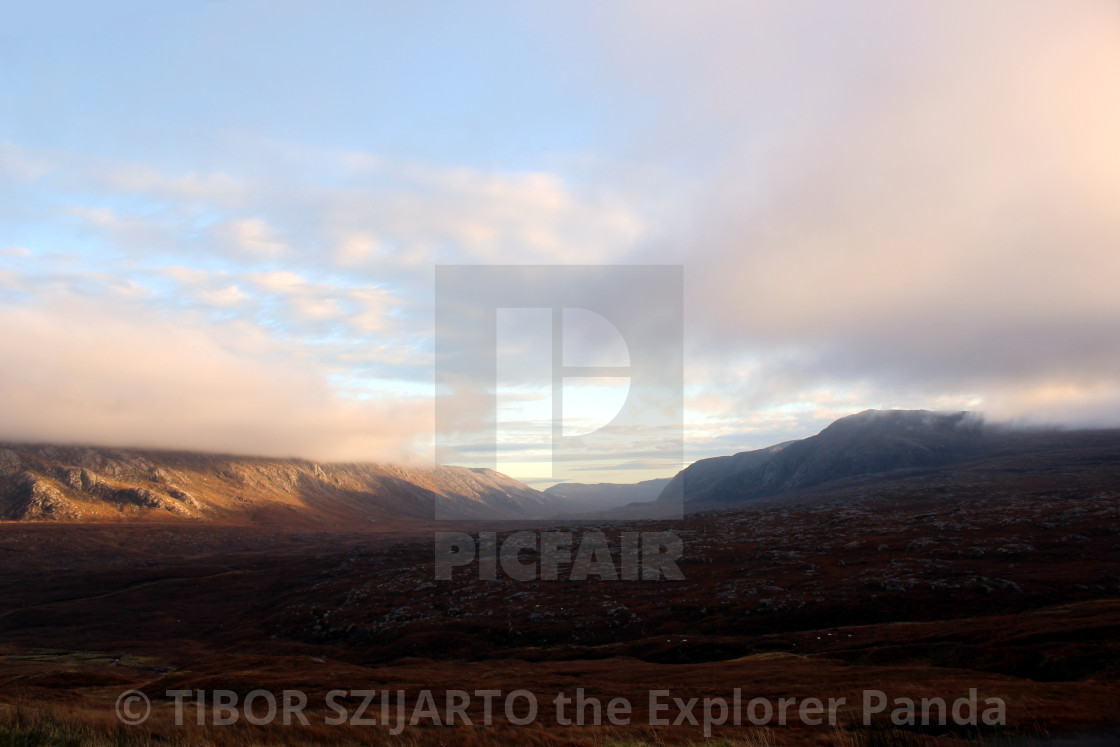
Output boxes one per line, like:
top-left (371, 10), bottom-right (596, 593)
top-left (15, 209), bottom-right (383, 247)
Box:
top-left (2, 2), bottom-right (1119, 474)
top-left (4, 140), bottom-right (646, 273)
top-left (218, 217), bottom-right (289, 258)
top-left (582, 0), bottom-right (1120, 438)
top-left (0, 290), bottom-right (433, 463)
top-left (198, 285), bottom-right (248, 307)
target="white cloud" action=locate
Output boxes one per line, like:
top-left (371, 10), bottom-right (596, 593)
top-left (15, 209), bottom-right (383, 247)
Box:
top-left (198, 285), bottom-right (248, 307)
top-left (219, 217), bottom-right (289, 257)
top-left (0, 290), bottom-right (433, 463)
top-left (333, 231), bottom-right (380, 266)
top-left (249, 270), bottom-right (307, 292)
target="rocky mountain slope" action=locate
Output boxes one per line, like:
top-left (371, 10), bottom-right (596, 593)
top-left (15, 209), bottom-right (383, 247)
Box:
top-left (660, 409), bottom-right (1117, 506)
top-left (0, 444), bottom-right (552, 523)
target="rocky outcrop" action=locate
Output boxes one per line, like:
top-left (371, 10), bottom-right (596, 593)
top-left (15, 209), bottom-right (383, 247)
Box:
top-left (0, 443), bottom-right (553, 523)
top-left (0, 449), bottom-right (21, 478)
top-left (1, 471), bottom-right (84, 520)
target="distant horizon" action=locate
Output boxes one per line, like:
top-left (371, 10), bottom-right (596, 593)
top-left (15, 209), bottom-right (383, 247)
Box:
top-left (2, 405), bottom-right (1110, 491)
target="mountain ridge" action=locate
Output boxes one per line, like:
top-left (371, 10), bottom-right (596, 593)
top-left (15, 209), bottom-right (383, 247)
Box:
top-left (0, 443), bottom-right (552, 523)
top-left (6, 409), bottom-right (1116, 523)
top-left (542, 477), bottom-right (671, 514)
top-left (658, 409), bottom-right (1074, 506)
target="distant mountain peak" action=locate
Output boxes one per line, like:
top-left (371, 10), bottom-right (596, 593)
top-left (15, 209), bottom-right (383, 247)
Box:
top-left (661, 409), bottom-right (993, 506)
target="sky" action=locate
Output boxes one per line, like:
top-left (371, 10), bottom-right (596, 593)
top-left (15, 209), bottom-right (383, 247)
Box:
top-left (2, 1), bottom-right (1119, 486)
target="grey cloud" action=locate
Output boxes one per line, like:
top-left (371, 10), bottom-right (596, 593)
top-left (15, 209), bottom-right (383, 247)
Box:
top-left (586, 0), bottom-right (1120, 431)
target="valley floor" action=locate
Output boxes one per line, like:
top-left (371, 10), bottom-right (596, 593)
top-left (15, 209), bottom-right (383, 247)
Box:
top-left (0, 463), bottom-right (1118, 745)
